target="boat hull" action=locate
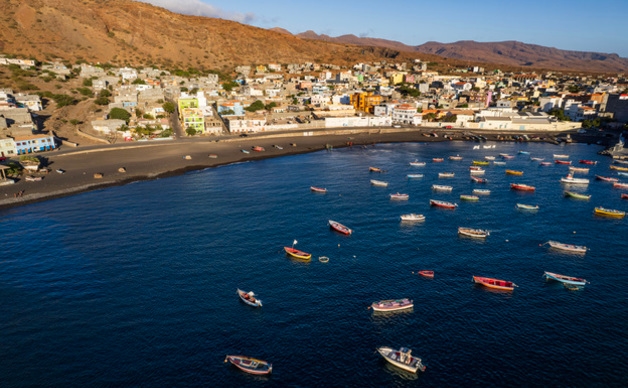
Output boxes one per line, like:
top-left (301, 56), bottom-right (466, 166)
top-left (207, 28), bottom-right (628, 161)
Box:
top-left (564, 191), bottom-right (590, 200)
top-left (417, 270), bottom-right (434, 278)
top-left (547, 240), bottom-right (587, 254)
top-left (371, 299), bottom-right (413, 312)
top-left (458, 227), bottom-right (489, 239)
top-left (430, 199), bottom-right (457, 209)
top-left (377, 347), bottom-right (426, 373)
top-left (225, 355), bottom-right (272, 375)
top-left (473, 276), bottom-right (516, 291)
top-left (544, 271), bottom-right (587, 286)
top-left (237, 289), bottom-right (262, 307)
top-left (284, 247), bottom-right (312, 260)
top-left (329, 220), bottom-right (352, 235)
top-left (594, 207), bottom-right (625, 218)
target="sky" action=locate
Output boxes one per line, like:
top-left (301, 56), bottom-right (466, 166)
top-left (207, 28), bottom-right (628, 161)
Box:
top-left (137, 0), bottom-right (628, 58)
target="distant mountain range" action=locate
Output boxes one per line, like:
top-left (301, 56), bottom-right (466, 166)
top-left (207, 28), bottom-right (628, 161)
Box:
top-left (0, 0), bottom-right (625, 74)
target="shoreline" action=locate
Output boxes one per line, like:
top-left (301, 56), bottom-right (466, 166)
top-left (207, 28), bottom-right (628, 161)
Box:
top-left (0, 129), bottom-right (611, 211)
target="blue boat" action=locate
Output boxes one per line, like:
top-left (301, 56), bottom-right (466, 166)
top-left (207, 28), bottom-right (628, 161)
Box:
top-left (543, 271), bottom-right (587, 286)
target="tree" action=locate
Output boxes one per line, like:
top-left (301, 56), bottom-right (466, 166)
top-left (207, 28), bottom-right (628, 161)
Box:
top-left (548, 108), bottom-right (570, 122)
top-left (109, 107), bottom-right (131, 123)
top-left (424, 113), bottom-right (437, 122)
top-left (245, 100), bottom-right (265, 112)
top-left (264, 102), bottom-right (277, 111)
top-left (162, 101), bottom-right (175, 114)
top-left (185, 127), bottom-right (197, 136)
top-left (132, 78), bottom-right (146, 85)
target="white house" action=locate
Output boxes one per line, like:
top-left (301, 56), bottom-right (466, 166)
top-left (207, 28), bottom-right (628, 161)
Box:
top-left (392, 104), bottom-right (422, 126)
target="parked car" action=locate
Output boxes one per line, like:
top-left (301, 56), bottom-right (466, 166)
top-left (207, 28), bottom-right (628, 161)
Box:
top-left (445, 125), bottom-right (453, 129)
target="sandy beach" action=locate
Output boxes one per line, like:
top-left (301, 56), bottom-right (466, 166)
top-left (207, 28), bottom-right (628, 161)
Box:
top-left (0, 128), bottom-right (609, 211)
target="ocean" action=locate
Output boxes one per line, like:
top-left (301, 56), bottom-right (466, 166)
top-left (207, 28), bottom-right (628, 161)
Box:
top-left (1, 141), bottom-right (627, 387)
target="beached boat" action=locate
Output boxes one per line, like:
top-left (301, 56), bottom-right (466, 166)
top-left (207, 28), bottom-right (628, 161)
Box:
top-left (310, 186), bottom-right (327, 193)
top-left (407, 174), bottom-right (424, 179)
top-left (510, 183), bottom-right (535, 192)
top-left (610, 165), bottom-right (628, 172)
top-left (237, 289), bottom-right (262, 307)
top-left (371, 298), bottom-right (413, 312)
top-left (484, 156), bottom-right (496, 161)
top-left (613, 182), bottom-right (628, 189)
top-left (505, 170), bottom-right (524, 176)
top-left (531, 157), bottom-right (544, 161)
top-left (432, 158), bottom-right (444, 163)
top-left (553, 154), bottom-right (569, 159)
top-left (251, 146), bottom-right (265, 152)
top-left (25, 175), bottom-right (42, 182)
top-left (224, 355), bottom-right (272, 375)
top-left (449, 155), bottom-right (463, 161)
top-left (569, 166), bottom-right (589, 174)
top-left (579, 160), bottom-right (597, 165)
top-left (438, 172), bottom-right (455, 178)
top-left (284, 241), bottom-right (312, 260)
top-left (593, 207), bottom-right (625, 218)
top-left (470, 175), bottom-right (487, 183)
top-left (370, 179), bottom-right (389, 187)
top-left (400, 214), bottom-right (425, 222)
top-left (555, 160), bottom-right (572, 165)
top-left (458, 227), bottom-right (489, 239)
top-left (539, 162), bottom-right (552, 166)
top-left (416, 270), bottom-right (434, 278)
top-left (390, 193), bottom-right (409, 200)
top-left (473, 189), bottom-right (491, 195)
top-left (329, 220), bottom-right (352, 235)
top-left (564, 191), bottom-right (591, 200)
top-left (544, 271), bottom-right (587, 286)
top-left (409, 160), bottom-right (426, 167)
top-left (431, 184), bottom-right (453, 192)
top-left (546, 240), bottom-right (587, 254)
top-left (473, 160), bottom-right (490, 166)
top-left (516, 203), bottom-right (539, 211)
top-left (622, 193), bottom-right (628, 200)
top-left (470, 169), bottom-right (486, 175)
top-left (460, 194), bottom-right (479, 202)
top-left (493, 161), bottom-right (507, 166)
top-left (430, 199), bottom-right (457, 209)
top-left (376, 347), bottom-right (426, 373)
top-left (241, 149), bottom-right (250, 154)
top-left (560, 174), bottom-right (589, 185)
top-left (473, 276), bottom-right (517, 291)
top-left (595, 175), bottom-right (618, 182)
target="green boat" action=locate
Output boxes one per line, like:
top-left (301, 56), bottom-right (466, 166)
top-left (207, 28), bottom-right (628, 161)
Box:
top-left (460, 194), bottom-right (480, 202)
top-left (564, 191), bottom-right (591, 200)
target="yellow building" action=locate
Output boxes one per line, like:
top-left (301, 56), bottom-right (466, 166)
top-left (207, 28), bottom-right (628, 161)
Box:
top-left (350, 92), bottom-right (383, 113)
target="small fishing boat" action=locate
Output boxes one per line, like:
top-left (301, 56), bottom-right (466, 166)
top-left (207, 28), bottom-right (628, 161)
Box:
top-left (564, 191), bottom-right (591, 200)
top-left (510, 183), bottom-right (535, 192)
top-left (225, 355), bottom-right (272, 375)
top-left (622, 193), bottom-right (628, 200)
top-left (284, 240), bottom-right (312, 260)
top-left (449, 155), bottom-right (463, 161)
top-left (390, 193), bottom-right (409, 200)
top-left (615, 160), bottom-right (628, 165)
top-left (473, 276), bottom-right (517, 291)
top-left (595, 175), bottom-right (618, 182)
top-left (579, 160), bottom-right (597, 165)
top-left (516, 203), bottom-right (539, 211)
top-left (376, 347), bottom-right (426, 373)
top-left (430, 199), bottom-right (458, 209)
top-left (484, 156), bottom-right (496, 161)
top-left (501, 154), bottom-right (515, 160)
top-left (493, 161), bottom-right (507, 166)
top-left (470, 175), bottom-right (487, 183)
top-left (407, 174), bottom-right (424, 179)
top-left (593, 207), bottom-right (625, 218)
top-left (400, 214), bottom-right (425, 222)
top-left (518, 150), bottom-right (530, 155)
top-left (569, 166), bottom-right (589, 174)
top-left (610, 165), bottom-right (628, 172)
top-left (470, 169), bottom-right (486, 175)
top-left (329, 220), bottom-right (352, 235)
top-left (458, 227), bottom-right (489, 239)
top-left (544, 271), bottom-right (587, 286)
top-left (416, 270), bottom-right (434, 278)
top-left (460, 194), bottom-right (479, 202)
top-left (618, 172), bottom-right (628, 177)
top-left (370, 179), bottom-right (389, 187)
top-left (369, 166), bottom-right (384, 172)
top-left (438, 172), bottom-right (455, 178)
top-left (546, 240), bottom-right (587, 254)
top-left (473, 189), bottom-right (491, 195)
top-left (553, 154), bottom-right (569, 159)
top-left (561, 174), bottom-right (589, 185)
top-left (469, 166), bottom-right (482, 171)
top-left (539, 162), bottom-right (552, 166)
top-left (310, 186), bottom-right (327, 193)
top-left (252, 146), bottom-right (265, 152)
top-left (370, 298), bottom-right (413, 312)
top-left (613, 182), bottom-right (628, 189)
top-left (555, 160), bottom-right (572, 165)
top-left (505, 169), bottom-right (524, 176)
top-left (530, 157), bottom-right (544, 161)
top-left (473, 160), bottom-right (490, 166)
top-left (432, 158), bottom-right (444, 163)
top-left (237, 289), bottom-right (262, 307)
top-left (409, 160), bottom-right (426, 167)
top-left (431, 184), bottom-right (453, 192)
top-left (240, 149), bottom-right (250, 154)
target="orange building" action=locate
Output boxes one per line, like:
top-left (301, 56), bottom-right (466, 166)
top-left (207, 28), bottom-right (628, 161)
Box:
top-left (350, 92), bottom-right (383, 113)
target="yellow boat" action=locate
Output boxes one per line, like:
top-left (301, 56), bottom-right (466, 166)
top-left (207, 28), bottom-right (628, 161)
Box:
top-left (505, 169), bottom-right (524, 176)
top-left (472, 160), bottom-right (489, 166)
top-left (593, 207), bottom-right (626, 218)
top-left (284, 246), bottom-right (312, 260)
top-left (610, 165), bottom-right (628, 172)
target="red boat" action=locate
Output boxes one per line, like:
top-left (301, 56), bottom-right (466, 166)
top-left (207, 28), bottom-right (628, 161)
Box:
top-left (622, 193), bottom-right (628, 200)
top-left (430, 199), bottom-right (458, 209)
top-left (369, 166), bottom-right (383, 172)
top-left (510, 183), bottom-right (535, 192)
top-left (251, 146), bottom-right (265, 152)
top-left (329, 220), bottom-right (352, 235)
top-left (416, 270), bottom-right (434, 278)
top-left (432, 158), bottom-right (444, 163)
top-left (555, 160), bottom-right (572, 165)
top-left (471, 175), bottom-right (487, 183)
top-left (310, 186), bottom-right (327, 193)
top-left (613, 182), bottom-right (628, 189)
top-left (579, 160), bottom-right (597, 165)
top-left (595, 175), bottom-right (619, 182)
top-left (540, 162), bottom-right (552, 166)
top-left (473, 276), bottom-right (517, 291)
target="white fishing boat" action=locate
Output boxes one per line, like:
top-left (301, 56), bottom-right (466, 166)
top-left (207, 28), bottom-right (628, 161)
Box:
top-left (544, 271), bottom-right (588, 286)
top-left (546, 240), bottom-right (587, 254)
top-left (370, 179), bottom-right (389, 187)
top-left (568, 166), bottom-right (589, 174)
top-left (560, 174), bottom-right (589, 185)
top-left (554, 154), bottom-right (569, 159)
top-left (469, 169), bottom-right (485, 175)
top-left (493, 161), bottom-right (506, 166)
top-left (376, 347), bottom-right (426, 373)
top-left (390, 193), bottom-right (409, 200)
top-left (400, 214), bottom-right (425, 222)
top-left (407, 174), bottom-right (424, 179)
top-left (409, 160), bottom-right (426, 167)
top-left (484, 156), bottom-right (496, 160)
top-left (431, 184), bottom-right (453, 192)
top-left (438, 172), bottom-right (455, 178)
top-left (458, 227), bottom-right (489, 239)
top-left (473, 189), bottom-right (491, 195)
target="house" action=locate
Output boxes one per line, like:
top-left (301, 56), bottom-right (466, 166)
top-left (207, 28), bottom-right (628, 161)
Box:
top-left (14, 94), bottom-right (43, 111)
top-left (13, 133), bottom-right (56, 154)
top-left (392, 104), bottom-right (422, 126)
top-left (0, 135), bottom-right (16, 158)
top-left (225, 113), bottom-right (266, 133)
top-left (180, 108), bottom-right (205, 134)
top-left (0, 108), bottom-right (35, 132)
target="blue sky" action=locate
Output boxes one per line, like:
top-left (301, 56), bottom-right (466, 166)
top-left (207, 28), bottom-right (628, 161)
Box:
top-left (137, 0), bottom-right (628, 57)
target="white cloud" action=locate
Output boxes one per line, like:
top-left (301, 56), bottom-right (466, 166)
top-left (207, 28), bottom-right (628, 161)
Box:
top-left (134, 0), bottom-right (255, 23)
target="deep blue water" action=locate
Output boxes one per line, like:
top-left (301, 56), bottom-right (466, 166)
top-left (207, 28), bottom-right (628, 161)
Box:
top-left (1, 141), bottom-right (628, 387)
